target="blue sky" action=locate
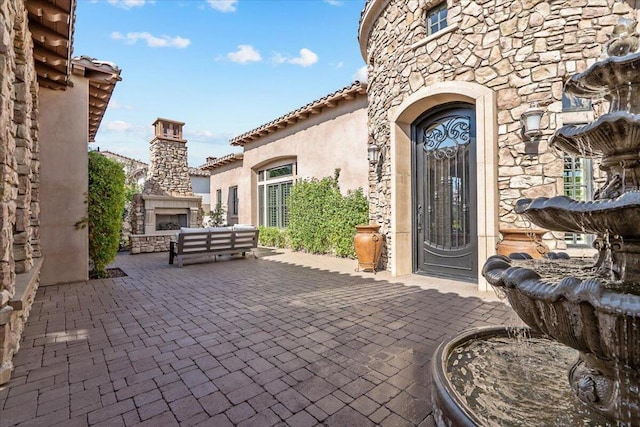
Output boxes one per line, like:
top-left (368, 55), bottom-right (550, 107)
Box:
top-left (73, 0), bottom-right (368, 166)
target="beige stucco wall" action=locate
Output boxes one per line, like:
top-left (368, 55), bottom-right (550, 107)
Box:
top-left (210, 162), bottom-right (247, 225)
top-left (211, 96), bottom-right (369, 226)
top-left (39, 74), bottom-right (89, 285)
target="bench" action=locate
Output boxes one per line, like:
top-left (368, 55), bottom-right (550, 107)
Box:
top-left (169, 226), bottom-right (259, 267)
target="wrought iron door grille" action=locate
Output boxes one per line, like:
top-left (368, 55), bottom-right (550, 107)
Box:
top-left (422, 115), bottom-right (471, 250)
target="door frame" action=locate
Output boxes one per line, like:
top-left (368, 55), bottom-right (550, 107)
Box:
top-left (386, 81), bottom-right (498, 291)
top-left (411, 102), bottom-right (477, 281)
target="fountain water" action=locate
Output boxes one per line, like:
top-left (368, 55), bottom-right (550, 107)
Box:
top-left (432, 17), bottom-right (640, 426)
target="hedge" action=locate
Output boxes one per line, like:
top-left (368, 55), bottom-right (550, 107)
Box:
top-left (87, 151), bottom-right (126, 278)
top-left (287, 170), bottom-right (369, 257)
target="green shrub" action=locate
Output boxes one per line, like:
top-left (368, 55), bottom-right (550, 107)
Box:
top-left (87, 151), bottom-right (126, 278)
top-left (258, 226), bottom-right (288, 247)
top-left (287, 170), bottom-right (369, 257)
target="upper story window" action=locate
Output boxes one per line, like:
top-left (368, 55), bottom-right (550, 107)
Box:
top-left (427, 3), bottom-right (448, 36)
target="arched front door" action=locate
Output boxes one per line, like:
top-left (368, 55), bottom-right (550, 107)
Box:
top-left (413, 103), bottom-right (477, 282)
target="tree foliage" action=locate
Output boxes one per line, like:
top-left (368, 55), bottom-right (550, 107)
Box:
top-left (287, 170), bottom-right (369, 257)
top-left (88, 151), bottom-right (126, 278)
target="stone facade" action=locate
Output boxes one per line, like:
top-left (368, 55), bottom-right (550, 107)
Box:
top-left (0, 0), bottom-right (42, 384)
top-left (144, 119), bottom-right (193, 197)
top-left (130, 119), bottom-right (202, 253)
top-left (129, 234), bottom-right (173, 254)
top-left (359, 0), bottom-right (634, 287)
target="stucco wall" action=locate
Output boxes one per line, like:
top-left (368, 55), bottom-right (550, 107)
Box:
top-left (210, 162), bottom-right (246, 225)
top-left (210, 96), bottom-right (369, 227)
top-left (360, 0), bottom-right (633, 285)
top-left (39, 74), bottom-right (89, 285)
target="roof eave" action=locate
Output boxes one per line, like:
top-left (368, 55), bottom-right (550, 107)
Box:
top-left (230, 82), bottom-right (368, 147)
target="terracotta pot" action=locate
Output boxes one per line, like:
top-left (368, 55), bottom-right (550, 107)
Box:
top-left (354, 224), bottom-right (384, 273)
top-left (496, 228), bottom-right (550, 259)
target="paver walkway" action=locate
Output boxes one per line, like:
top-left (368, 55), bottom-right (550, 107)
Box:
top-left (0, 248), bottom-right (519, 426)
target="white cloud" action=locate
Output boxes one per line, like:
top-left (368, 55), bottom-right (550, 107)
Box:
top-left (226, 45), bottom-right (262, 64)
top-left (332, 61), bottom-right (344, 69)
top-left (107, 0), bottom-right (151, 9)
top-left (353, 65), bottom-right (368, 83)
top-left (108, 100), bottom-right (134, 111)
top-left (324, 0), bottom-right (343, 5)
top-left (207, 0), bottom-right (238, 12)
top-left (288, 48), bottom-right (318, 67)
top-left (185, 129), bottom-right (232, 141)
top-left (104, 120), bottom-right (136, 132)
top-left (101, 120), bottom-right (151, 138)
top-left (271, 53), bottom-right (286, 65)
top-left (271, 48), bottom-right (319, 67)
top-left (111, 31), bottom-right (191, 48)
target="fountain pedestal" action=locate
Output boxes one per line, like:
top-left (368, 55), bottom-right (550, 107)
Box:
top-left (433, 16), bottom-right (640, 427)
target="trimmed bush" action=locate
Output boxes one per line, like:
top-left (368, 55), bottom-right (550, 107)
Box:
top-left (87, 151), bottom-right (126, 278)
top-left (258, 226), bottom-right (288, 248)
top-left (287, 170), bottom-right (369, 257)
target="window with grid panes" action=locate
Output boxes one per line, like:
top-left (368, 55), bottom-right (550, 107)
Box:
top-left (564, 156), bottom-right (593, 246)
top-left (231, 186), bottom-right (238, 215)
top-left (427, 3), bottom-right (448, 36)
top-left (258, 163), bottom-right (295, 228)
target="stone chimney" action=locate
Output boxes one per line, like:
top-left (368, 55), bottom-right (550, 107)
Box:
top-left (144, 118), bottom-right (193, 196)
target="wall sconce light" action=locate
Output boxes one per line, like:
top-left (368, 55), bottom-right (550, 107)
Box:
top-left (520, 103), bottom-right (545, 156)
top-left (368, 143), bottom-right (381, 165)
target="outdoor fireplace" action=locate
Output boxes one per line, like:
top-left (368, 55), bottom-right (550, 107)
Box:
top-left (156, 213), bottom-right (187, 231)
top-left (129, 118), bottom-right (203, 254)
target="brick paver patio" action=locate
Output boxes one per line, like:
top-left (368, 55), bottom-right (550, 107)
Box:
top-left (0, 249), bottom-right (518, 426)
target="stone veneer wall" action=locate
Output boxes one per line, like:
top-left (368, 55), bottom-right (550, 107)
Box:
top-left (129, 235), bottom-right (172, 254)
top-left (144, 139), bottom-right (193, 196)
top-left (0, 0), bottom-right (42, 384)
top-left (363, 0), bottom-right (634, 267)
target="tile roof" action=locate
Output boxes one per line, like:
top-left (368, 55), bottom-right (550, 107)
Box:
top-left (27, 1), bottom-right (122, 142)
top-left (72, 56), bottom-right (122, 142)
top-left (189, 166), bottom-right (210, 177)
top-left (27, 0), bottom-right (76, 90)
top-left (230, 81), bottom-right (367, 147)
top-left (199, 153), bottom-right (244, 170)
top-left (99, 150), bottom-right (147, 168)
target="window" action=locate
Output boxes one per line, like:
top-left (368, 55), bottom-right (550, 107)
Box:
top-left (564, 156), bottom-right (593, 246)
top-left (257, 163), bottom-right (295, 228)
top-left (426, 3), bottom-right (448, 36)
top-left (562, 92), bottom-right (592, 112)
top-left (216, 189), bottom-right (222, 207)
top-left (230, 186), bottom-right (239, 216)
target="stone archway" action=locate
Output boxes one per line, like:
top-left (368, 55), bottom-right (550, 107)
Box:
top-left (387, 81), bottom-right (498, 291)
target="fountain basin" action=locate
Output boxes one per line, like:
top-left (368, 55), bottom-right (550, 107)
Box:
top-left (552, 111), bottom-right (640, 157)
top-left (514, 192), bottom-right (640, 235)
top-left (564, 51), bottom-right (640, 107)
top-left (482, 255), bottom-right (640, 423)
top-left (432, 326), bottom-right (612, 426)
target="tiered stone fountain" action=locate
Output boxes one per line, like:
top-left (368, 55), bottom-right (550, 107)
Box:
top-left (433, 18), bottom-right (640, 426)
